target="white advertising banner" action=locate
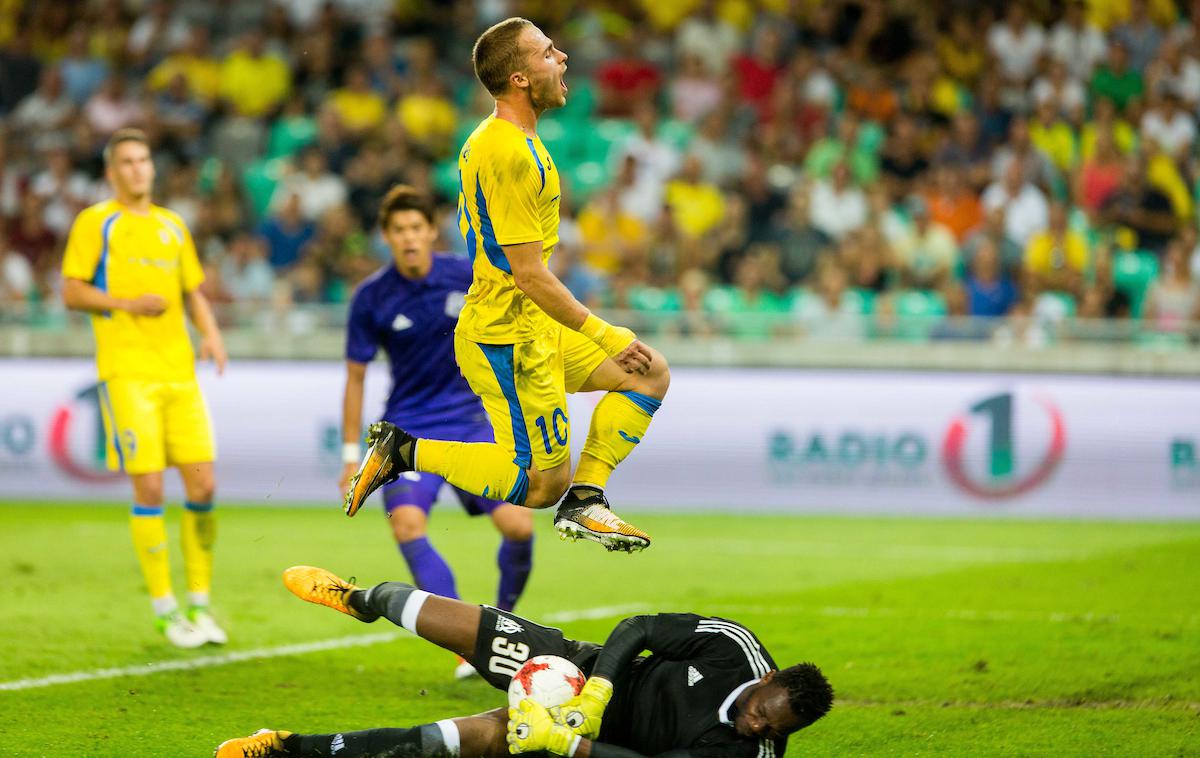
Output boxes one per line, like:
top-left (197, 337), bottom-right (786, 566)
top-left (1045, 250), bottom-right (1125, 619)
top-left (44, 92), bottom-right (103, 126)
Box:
top-left (0, 359), bottom-right (1196, 518)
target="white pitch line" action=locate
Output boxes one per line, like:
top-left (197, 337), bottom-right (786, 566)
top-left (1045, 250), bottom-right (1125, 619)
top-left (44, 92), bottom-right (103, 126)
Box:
top-left (0, 603), bottom-right (649, 694)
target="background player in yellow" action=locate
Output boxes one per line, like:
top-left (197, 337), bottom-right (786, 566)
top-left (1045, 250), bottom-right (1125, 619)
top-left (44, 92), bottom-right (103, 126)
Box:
top-left (345, 18), bottom-right (670, 553)
top-left (61, 129), bottom-right (228, 648)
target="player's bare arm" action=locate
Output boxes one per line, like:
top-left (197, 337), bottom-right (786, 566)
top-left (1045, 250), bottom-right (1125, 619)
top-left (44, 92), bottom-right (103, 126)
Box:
top-left (185, 288), bottom-right (227, 375)
top-left (62, 277), bottom-right (168, 316)
top-left (339, 360), bottom-right (369, 492)
top-left (505, 240), bottom-right (652, 375)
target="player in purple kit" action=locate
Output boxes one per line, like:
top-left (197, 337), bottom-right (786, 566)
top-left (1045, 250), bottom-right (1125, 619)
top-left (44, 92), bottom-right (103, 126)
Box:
top-left (340, 185), bottom-right (535, 679)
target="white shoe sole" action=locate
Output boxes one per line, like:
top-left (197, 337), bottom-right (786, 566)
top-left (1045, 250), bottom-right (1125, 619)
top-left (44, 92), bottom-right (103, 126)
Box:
top-left (554, 519), bottom-right (649, 552)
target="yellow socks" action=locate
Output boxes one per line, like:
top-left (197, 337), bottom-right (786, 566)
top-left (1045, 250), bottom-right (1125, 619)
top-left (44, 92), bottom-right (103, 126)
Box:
top-left (574, 391), bottom-right (661, 489)
top-left (181, 502), bottom-right (215, 607)
top-left (130, 504), bottom-right (173, 611)
top-left (416, 439), bottom-right (529, 505)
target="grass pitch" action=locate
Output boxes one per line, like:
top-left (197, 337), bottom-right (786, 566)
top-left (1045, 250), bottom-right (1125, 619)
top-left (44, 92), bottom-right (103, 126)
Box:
top-left (0, 502), bottom-right (1197, 757)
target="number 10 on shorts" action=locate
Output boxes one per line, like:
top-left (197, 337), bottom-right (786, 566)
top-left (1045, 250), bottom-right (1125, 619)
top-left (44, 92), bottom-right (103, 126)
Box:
top-left (534, 408), bottom-right (568, 455)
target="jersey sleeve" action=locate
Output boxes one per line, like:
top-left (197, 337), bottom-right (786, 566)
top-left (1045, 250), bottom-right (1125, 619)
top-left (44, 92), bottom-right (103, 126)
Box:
top-left (61, 209), bottom-right (102, 282)
top-left (591, 614), bottom-right (757, 684)
top-left (345, 285), bottom-right (378, 363)
top-left (480, 141), bottom-right (543, 246)
top-left (178, 221), bottom-right (205, 292)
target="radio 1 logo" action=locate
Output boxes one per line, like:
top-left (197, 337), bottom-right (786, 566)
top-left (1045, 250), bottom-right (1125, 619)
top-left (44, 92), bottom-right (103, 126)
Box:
top-left (770, 391), bottom-right (1068, 500)
top-left (0, 383), bottom-right (122, 482)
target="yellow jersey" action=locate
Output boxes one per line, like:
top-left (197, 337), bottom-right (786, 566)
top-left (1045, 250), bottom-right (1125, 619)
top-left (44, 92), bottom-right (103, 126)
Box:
top-left (456, 115), bottom-right (561, 344)
top-left (62, 200), bottom-right (205, 382)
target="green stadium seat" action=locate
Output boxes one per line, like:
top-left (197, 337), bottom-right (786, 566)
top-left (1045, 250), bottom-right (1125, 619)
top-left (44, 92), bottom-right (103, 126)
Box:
top-left (844, 288), bottom-right (876, 314)
top-left (265, 116), bottom-right (317, 160)
top-left (890, 289), bottom-right (948, 341)
top-left (568, 161), bottom-right (610, 203)
top-left (434, 159), bottom-right (461, 202)
top-left (656, 119), bottom-right (694, 151)
top-left (1113, 250), bottom-right (1159, 317)
top-left (559, 80), bottom-right (597, 116)
top-left (240, 158), bottom-right (288, 220)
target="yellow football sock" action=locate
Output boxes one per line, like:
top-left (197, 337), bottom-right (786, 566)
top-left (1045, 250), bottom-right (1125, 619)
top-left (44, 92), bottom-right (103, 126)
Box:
top-left (574, 391), bottom-right (662, 489)
top-left (181, 502), bottom-right (215, 604)
top-left (130, 504), bottom-right (172, 604)
top-left (417, 439), bottom-right (529, 504)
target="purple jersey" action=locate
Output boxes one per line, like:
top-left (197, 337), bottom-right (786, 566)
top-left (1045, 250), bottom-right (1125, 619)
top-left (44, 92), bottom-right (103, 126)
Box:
top-left (346, 255), bottom-right (488, 436)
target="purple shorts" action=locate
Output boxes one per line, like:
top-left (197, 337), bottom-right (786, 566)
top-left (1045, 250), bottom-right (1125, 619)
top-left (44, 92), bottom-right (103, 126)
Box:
top-left (380, 421), bottom-right (505, 517)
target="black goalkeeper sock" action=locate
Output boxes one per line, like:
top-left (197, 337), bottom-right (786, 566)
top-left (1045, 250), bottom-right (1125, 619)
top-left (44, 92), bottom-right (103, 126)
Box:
top-left (281, 724), bottom-right (453, 757)
top-left (356, 581), bottom-right (421, 630)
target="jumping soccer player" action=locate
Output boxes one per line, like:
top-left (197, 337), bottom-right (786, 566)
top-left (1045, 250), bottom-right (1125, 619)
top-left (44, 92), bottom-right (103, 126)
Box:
top-left (344, 17), bottom-right (670, 552)
top-left (215, 566), bottom-right (833, 757)
top-left (340, 184), bottom-right (535, 678)
top-left (61, 128), bottom-right (226, 648)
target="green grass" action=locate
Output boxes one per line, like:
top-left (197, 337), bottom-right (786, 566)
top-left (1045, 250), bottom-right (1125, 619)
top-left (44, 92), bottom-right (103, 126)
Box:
top-left (0, 503), bottom-right (1198, 757)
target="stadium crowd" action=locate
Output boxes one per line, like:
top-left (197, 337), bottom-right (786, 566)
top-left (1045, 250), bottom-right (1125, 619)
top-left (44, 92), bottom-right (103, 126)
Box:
top-left (2, 0), bottom-right (1200, 342)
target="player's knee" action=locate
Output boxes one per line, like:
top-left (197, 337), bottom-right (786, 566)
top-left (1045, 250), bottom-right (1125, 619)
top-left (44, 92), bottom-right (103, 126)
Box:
top-left (627, 347), bottom-right (670, 400)
top-left (181, 464), bottom-right (216, 503)
top-left (389, 508), bottom-right (428, 543)
top-left (523, 467), bottom-right (570, 509)
top-left (497, 513), bottom-right (534, 542)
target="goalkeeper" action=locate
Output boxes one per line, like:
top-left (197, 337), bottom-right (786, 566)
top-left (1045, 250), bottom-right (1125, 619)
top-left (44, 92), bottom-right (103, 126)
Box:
top-left (216, 566), bottom-right (833, 758)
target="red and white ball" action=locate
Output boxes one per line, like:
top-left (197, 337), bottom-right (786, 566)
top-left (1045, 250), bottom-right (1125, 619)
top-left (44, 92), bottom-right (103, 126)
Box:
top-left (507, 655), bottom-right (587, 709)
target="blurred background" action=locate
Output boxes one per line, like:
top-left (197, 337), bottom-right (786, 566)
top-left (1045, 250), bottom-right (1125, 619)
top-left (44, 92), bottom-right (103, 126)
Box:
top-left (0, 0), bottom-right (1197, 512)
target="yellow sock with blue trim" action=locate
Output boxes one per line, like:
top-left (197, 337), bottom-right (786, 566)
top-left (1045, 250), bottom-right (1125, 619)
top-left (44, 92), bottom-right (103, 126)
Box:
top-left (181, 501), bottom-right (215, 607)
top-left (574, 390), bottom-right (661, 489)
top-left (130, 504), bottom-right (173, 611)
top-left (416, 440), bottom-right (529, 505)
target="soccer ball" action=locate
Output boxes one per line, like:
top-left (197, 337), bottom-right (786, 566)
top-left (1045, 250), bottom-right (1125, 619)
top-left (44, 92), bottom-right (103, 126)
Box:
top-left (507, 655), bottom-right (587, 710)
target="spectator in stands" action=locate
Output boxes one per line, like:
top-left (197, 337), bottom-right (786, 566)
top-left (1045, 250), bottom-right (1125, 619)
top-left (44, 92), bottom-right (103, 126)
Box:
top-left (987, 3), bottom-right (1045, 86)
top-left (147, 25), bottom-right (221, 104)
top-left (982, 160), bottom-right (1049, 249)
top-left (708, 245), bottom-right (788, 339)
top-left (153, 73), bottom-right (207, 160)
top-left (1144, 237), bottom-right (1200, 331)
top-left (847, 66), bottom-right (899, 125)
top-left (964, 238), bottom-right (1018, 318)
top-left (219, 29), bottom-right (291, 118)
top-left (0, 36), bottom-right (42, 116)
top-left (259, 192), bottom-right (317, 270)
top-left (596, 31), bottom-right (662, 118)
top-left (395, 78), bottom-right (457, 157)
top-left (1024, 201), bottom-right (1089, 299)
top-left (29, 144), bottom-right (94, 236)
top-left (794, 260), bottom-right (867, 342)
top-left (690, 110), bottom-right (747, 188)
top-left (669, 54), bottom-right (722, 124)
top-left (925, 165), bottom-right (983, 243)
top-left (936, 112), bottom-right (991, 190)
top-left (1076, 129), bottom-right (1126, 217)
top-left (664, 267), bottom-right (716, 338)
top-left (329, 65), bottom-right (387, 137)
top-left (84, 74), bottom-right (146, 137)
top-left (879, 115), bottom-right (928, 197)
top-left (937, 13), bottom-right (986, 86)
top-left (1028, 99), bottom-right (1077, 174)
top-left (731, 25), bottom-right (785, 120)
top-left (1139, 86), bottom-right (1196, 163)
top-left (8, 192), bottom-right (58, 294)
top-left (891, 196), bottom-right (958, 290)
top-left (0, 228), bottom-right (35, 304)
top-left (964, 206), bottom-right (1025, 275)
top-left (361, 32), bottom-right (404, 98)
top-left (10, 66), bottom-right (74, 139)
top-left (1090, 40), bottom-right (1144, 112)
top-left (776, 186), bottom-right (830, 286)
top-left (271, 146), bottom-right (348, 223)
top-left (804, 113), bottom-right (879, 187)
top-left (221, 232), bottom-right (276, 304)
top-left (990, 119), bottom-right (1057, 193)
top-left (1099, 154), bottom-right (1177, 254)
top-left (664, 154), bottom-right (724, 241)
top-left (674, 0), bottom-right (740, 75)
top-left (809, 163), bottom-right (868, 242)
top-left (1112, 0), bottom-right (1164, 73)
top-left (1049, 0), bottom-right (1109, 81)
top-left (1032, 60), bottom-right (1086, 120)
top-left (1080, 96), bottom-right (1137, 159)
top-left (614, 104), bottom-right (681, 223)
top-left (60, 26), bottom-right (109, 106)
top-left (1146, 38), bottom-right (1200, 109)
top-left (126, 0), bottom-right (190, 69)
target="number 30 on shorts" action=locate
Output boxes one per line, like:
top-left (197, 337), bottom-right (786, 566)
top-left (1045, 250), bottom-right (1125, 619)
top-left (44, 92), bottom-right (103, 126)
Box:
top-left (488, 635), bottom-right (530, 677)
top-left (533, 408), bottom-right (568, 454)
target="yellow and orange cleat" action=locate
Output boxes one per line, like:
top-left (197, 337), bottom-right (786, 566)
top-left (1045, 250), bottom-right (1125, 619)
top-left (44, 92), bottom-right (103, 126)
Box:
top-left (214, 729), bottom-right (291, 758)
top-left (282, 566), bottom-right (377, 622)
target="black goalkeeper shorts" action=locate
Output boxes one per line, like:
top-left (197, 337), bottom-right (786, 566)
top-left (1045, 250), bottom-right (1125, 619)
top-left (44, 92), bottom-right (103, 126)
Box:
top-left (471, 605), bottom-right (602, 691)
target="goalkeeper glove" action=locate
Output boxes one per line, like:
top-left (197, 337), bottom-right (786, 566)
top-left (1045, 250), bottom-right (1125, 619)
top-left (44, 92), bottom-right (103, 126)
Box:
top-left (578, 313), bottom-right (637, 358)
top-left (507, 698), bottom-right (581, 756)
top-left (555, 676), bottom-right (614, 741)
